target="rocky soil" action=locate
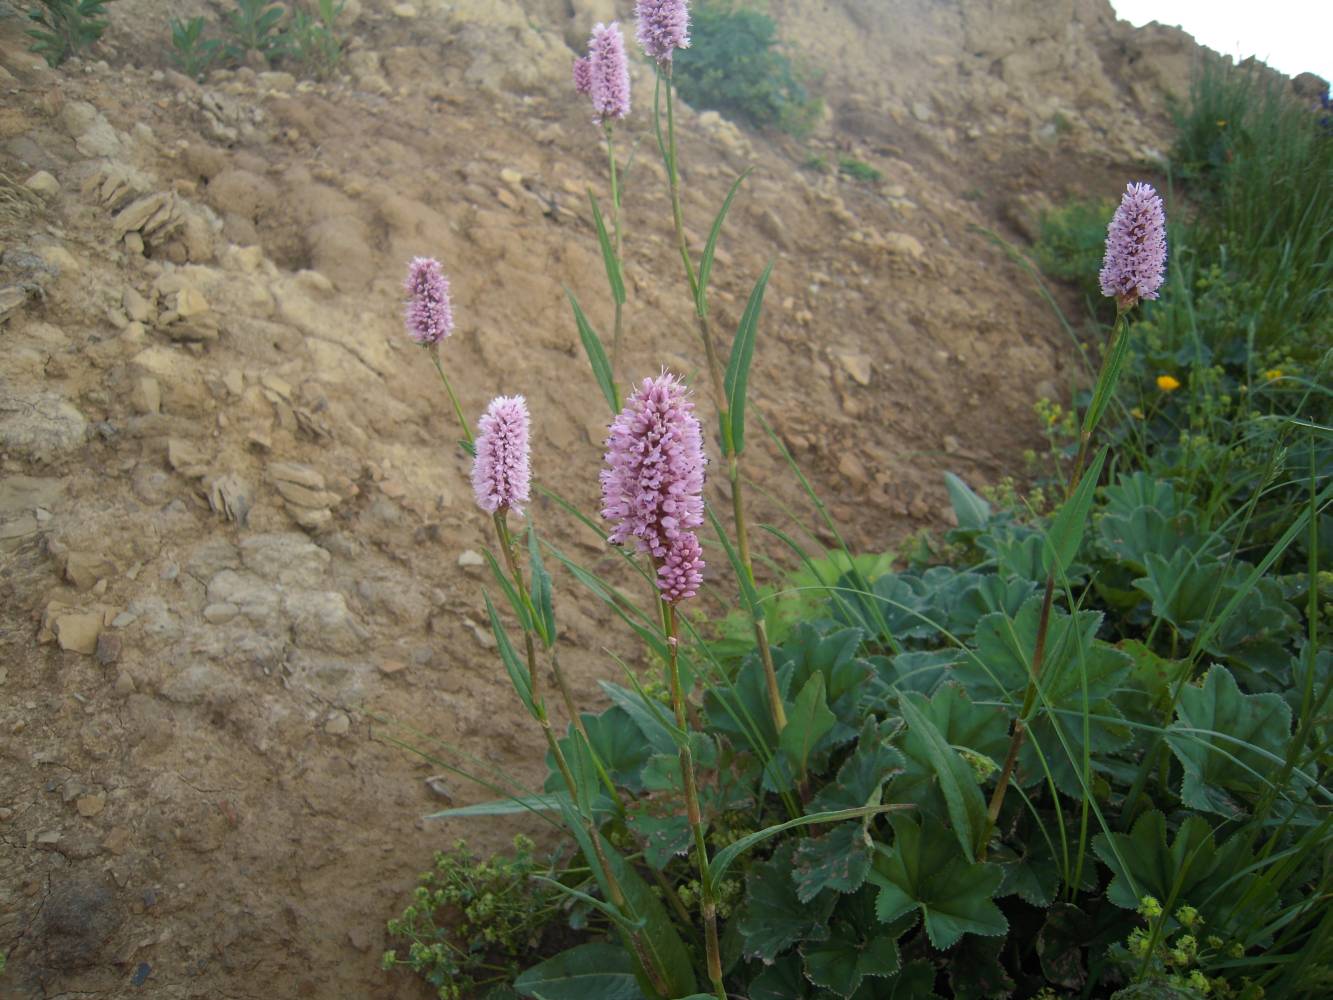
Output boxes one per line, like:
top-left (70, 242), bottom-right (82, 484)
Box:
top-left (0, 1), bottom-right (1259, 996)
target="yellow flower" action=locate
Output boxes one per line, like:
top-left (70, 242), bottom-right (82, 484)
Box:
top-left (1156, 374), bottom-right (1182, 392)
top-left (1264, 368), bottom-right (1283, 381)
top-left (1130, 407), bottom-right (1145, 420)
top-left (1216, 119), bottom-right (1228, 127)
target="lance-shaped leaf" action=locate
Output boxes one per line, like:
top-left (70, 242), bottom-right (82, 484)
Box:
top-left (1041, 445), bottom-right (1107, 578)
top-left (485, 591), bottom-right (536, 718)
top-left (588, 191), bottom-right (625, 305)
top-left (738, 841), bottom-right (837, 962)
top-left (896, 690), bottom-right (991, 862)
top-left (801, 887), bottom-right (902, 997)
top-left (566, 289), bottom-right (619, 414)
top-left (527, 524), bottom-right (556, 648)
top-left (781, 672), bottom-right (837, 779)
top-left (1166, 665), bottom-right (1300, 819)
top-left (956, 597), bottom-right (1133, 797)
top-left (944, 471), bottom-right (991, 530)
top-left (514, 941), bottom-right (640, 1000)
top-left (871, 813), bottom-right (1007, 950)
top-left (696, 169), bottom-right (750, 317)
top-left (893, 684), bottom-right (1008, 855)
top-left (723, 261), bottom-right (773, 454)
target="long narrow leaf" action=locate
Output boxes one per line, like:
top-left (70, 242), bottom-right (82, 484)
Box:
top-left (567, 289), bottom-right (620, 413)
top-left (588, 191), bottom-right (626, 305)
top-left (485, 591), bottom-right (537, 718)
top-left (723, 261), bottom-right (774, 454)
top-left (1042, 445), bottom-right (1108, 577)
top-left (696, 169), bottom-right (751, 317)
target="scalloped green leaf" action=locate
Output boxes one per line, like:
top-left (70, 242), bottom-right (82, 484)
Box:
top-left (956, 597), bottom-right (1133, 797)
top-left (948, 933), bottom-right (1016, 1000)
top-left (808, 717), bottom-right (906, 813)
top-left (739, 842), bottom-right (838, 962)
top-left (801, 888), bottom-right (902, 997)
top-left (792, 823), bottom-right (873, 902)
top-left (870, 813), bottom-right (1007, 950)
top-left (625, 796), bottom-right (692, 870)
top-left (1166, 665), bottom-right (1302, 820)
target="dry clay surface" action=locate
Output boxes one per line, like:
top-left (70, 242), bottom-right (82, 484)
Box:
top-left (0, 1), bottom-right (1215, 996)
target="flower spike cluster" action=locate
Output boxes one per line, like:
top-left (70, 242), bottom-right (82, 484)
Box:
top-left (601, 372), bottom-right (706, 603)
top-left (403, 257), bottom-right (453, 346)
top-left (472, 396), bottom-right (532, 516)
top-left (572, 55), bottom-right (592, 97)
top-left (1099, 181), bottom-right (1167, 310)
top-left (588, 22), bottom-right (631, 124)
top-left (636, 0), bottom-right (690, 63)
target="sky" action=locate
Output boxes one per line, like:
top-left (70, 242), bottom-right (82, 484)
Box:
top-left (1111, 1), bottom-right (1332, 84)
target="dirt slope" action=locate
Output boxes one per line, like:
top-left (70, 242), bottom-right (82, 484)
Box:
top-left (0, 1), bottom-right (1225, 996)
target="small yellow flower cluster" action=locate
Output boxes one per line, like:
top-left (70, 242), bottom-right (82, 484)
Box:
top-left (1156, 374), bottom-right (1181, 392)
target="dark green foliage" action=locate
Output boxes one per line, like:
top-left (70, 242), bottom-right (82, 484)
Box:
top-left (284, 0), bottom-right (344, 80)
top-left (170, 16), bottom-right (222, 80)
top-left (26, 0), bottom-right (114, 67)
top-left (223, 0), bottom-right (287, 64)
top-left (837, 157), bottom-right (883, 183)
top-left (673, 1), bottom-right (821, 135)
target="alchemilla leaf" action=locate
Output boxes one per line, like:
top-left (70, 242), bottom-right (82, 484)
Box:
top-left (870, 813), bottom-right (1007, 950)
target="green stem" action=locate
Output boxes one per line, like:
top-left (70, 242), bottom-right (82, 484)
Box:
top-left (660, 62), bottom-right (785, 738)
top-left (606, 123), bottom-right (625, 381)
top-left (493, 510), bottom-right (672, 998)
top-left (664, 601), bottom-right (727, 1000)
top-left (431, 347), bottom-right (474, 449)
top-left (986, 308), bottom-right (1132, 831)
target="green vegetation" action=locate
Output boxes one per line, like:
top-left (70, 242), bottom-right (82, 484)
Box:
top-left (168, 2), bottom-right (345, 81)
top-left (387, 54), bottom-right (1329, 1000)
top-left (673, 1), bottom-right (821, 135)
top-left (383, 837), bottom-right (566, 1000)
top-left (25, 0), bottom-right (114, 67)
top-left (837, 155), bottom-right (882, 183)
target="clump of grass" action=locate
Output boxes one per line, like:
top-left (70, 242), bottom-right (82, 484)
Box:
top-left (25, 0), bottom-right (115, 67)
top-left (837, 156), bottom-right (881, 182)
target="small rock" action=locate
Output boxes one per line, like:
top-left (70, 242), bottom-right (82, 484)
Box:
top-left (65, 552), bottom-right (115, 590)
top-left (113, 672), bottom-right (135, 697)
top-left (274, 480), bottom-right (339, 509)
top-left (25, 170), bottom-right (60, 199)
top-left (222, 369), bottom-right (244, 396)
top-left (881, 232), bottom-right (925, 260)
top-left (832, 351), bottom-right (872, 387)
top-left (378, 659), bottom-right (407, 675)
top-left (173, 287), bottom-right (210, 319)
top-left (203, 602), bottom-right (239, 624)
top-left (391, 2), bottom-right (417, 17)
top-left (457, 549), bottom-right (485, 568)
top-left (324, 712), bottom-right (351, 736)
top-left (425, 776), bottom-right (452, 801)
top-left (167, 437), bottom-right (209, 474)
top-left (94, 632), bottom-right (122, 666)
top-left (268, 461), bottom-right (325, 490)
top-left (287, 504), bottom-right (332, 531)
top-left (122, 287), bottom-right (152, 323)
top-left (942, 434), bottom-right (960, 454)
top-left (500, 167), bottom-right (523, 188)
top-left (55, 613), bottom-right (102, 655)
top-left (76, 792), bottom-right (106, 818)
top-left (110, 611), bottom-right (137, 628)
top-left (130, 377), bottom-right (161, 415)
top-left (0, 807), bottom-right (14, 822)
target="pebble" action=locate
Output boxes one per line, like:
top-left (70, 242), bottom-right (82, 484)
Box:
top-left (391, 2), bottom-right (418, 17)
top-left (95, 632), bottom-right (122, 666)
top-left (77, 792), bottom-right (107, 818)
top-left (378, 659), bottom-right (407, 675)
top-left (114, 672), bottom-right (136, 697)
top-left (457, 549), bottom-right (484, 568)
top-left (203, 602), bottom-right (239, 624)
top-left (55, 613), bottom-right (102, 655)
top-left (25, 170), bottom-right (60, 198)
top-left (324, 712), bottom-right (351, 736)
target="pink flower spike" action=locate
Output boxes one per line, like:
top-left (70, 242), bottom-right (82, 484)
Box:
top-left (589, 22), bottom-right (631, 124)
top-left (403, 257), bottom-right (453, 346)
top-left (572, 55), bottom-right (593, 96)
top-left (636, 0), bottom-right (690, 63)
top-left (472, 396), bottom-right (531, 516)
top-left (1099, 182), bottom-right (1167, 310)
top-left (601, 371), bottom-right (706, 603)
